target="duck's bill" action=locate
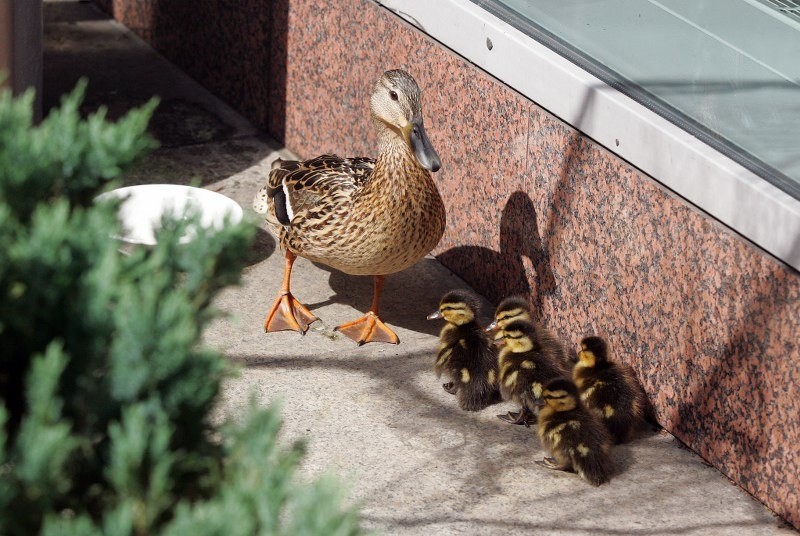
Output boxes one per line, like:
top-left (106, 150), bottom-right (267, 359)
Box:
top-left (409, 119), bottom-right (441, 172)
top-left (426, 310), bottom-right (442, 320)
top-left (485, 320), bottom-right (499, 332)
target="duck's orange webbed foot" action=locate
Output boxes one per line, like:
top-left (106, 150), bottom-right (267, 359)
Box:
top-left (264, 290), bottom-right (318, 334)
top-left (335, 311), bottom-right (399, 346)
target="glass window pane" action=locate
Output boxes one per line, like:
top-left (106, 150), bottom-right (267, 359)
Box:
top-left (475, 0), bottom-right (800, 198)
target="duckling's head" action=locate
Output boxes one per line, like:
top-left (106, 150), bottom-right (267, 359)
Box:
top-left (539, 378), bottom-right (579, 412)
top-left (497, 319), bottom-right (537, 353)
top-left (486, 295), bottom-right (532, 335)
top-left (427, 289), bottom-right (481, 326)
top-left (577, 336), bottom-right (609, 368)
top-left (371, 69), bottom-right (441, 172)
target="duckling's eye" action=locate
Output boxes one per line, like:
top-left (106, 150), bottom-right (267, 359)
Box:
top-left (389, 90), bottom-right (399, 101)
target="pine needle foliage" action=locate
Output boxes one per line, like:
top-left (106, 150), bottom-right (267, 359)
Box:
top-left (0, 82), bottom-right (363, 535)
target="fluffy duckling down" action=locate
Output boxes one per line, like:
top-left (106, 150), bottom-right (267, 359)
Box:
top-left (573, 336), bottom-right (651, 443)
top-left (536, 377), bottom-right (613, 486)
top-left (487, 295), bottom-right (533, 336)
top-left (488, 296), bottom-right (576, 369)
top-left (495, 319), bottom-right (571, 426)
top-left (427, 289), bottom-right (500, 411)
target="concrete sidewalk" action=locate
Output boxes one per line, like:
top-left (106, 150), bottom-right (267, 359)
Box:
top-left (43, 1), bottom-right (794, 534)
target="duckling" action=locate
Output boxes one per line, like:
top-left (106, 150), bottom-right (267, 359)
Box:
top-left (487, 296), bottom-right (576, 369)
top-left (536, 377), bottom-right (613, 486)
top-left (495, 319), bottom-right (570, 426)
top-left (573, 335), bottom-right (651, 443)
top-left (486, 295), bottom-right (532, 334)
top-left (427, 290), bottom-right (500, 411)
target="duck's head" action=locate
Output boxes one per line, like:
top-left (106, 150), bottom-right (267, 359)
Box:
top-left (577, 336), bottom-right (609, 369)
top-left (486, 295), bottom-right (532, 338)
top-left (495, 319), bottom-right (537, 353)
top-left (427, 289), bottom-right (481, 326)
top-left (371, 69), bottom-right (441, 172)
top-left (537, 378), bottom-right (579, 412)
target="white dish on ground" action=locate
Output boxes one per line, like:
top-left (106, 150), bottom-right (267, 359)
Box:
top-left (96, 184), bottom-right (244, 246)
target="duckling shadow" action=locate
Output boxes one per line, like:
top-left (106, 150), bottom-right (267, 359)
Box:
top-left (235, 351), bottom-right (543, 490)
top-left (609, 442), bottom-right (637, 477)
top-left (436, 191), bottom-right (556, 316)
top-left (232, 352), bottom-right (778, 530)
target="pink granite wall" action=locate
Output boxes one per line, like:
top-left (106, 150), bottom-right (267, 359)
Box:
top-left (93, 0), bottom-right (800, 527)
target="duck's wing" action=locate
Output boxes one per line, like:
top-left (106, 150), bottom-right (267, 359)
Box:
top-left (253, 155), bottom-right (375, 226)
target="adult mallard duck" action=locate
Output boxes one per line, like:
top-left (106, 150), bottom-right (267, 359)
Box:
top-left (253, 69), bottom-right (446, 345)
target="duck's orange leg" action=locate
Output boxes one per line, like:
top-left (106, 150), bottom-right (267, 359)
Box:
top-left (264, 250), bottom-right (318, 334)
top-left (335, 275), bottom-right (399, 346)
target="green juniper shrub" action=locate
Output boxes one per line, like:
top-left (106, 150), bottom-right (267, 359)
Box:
top-left (0, 81), bottom-right (363, 535)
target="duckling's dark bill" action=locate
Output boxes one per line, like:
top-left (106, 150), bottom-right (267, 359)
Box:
top-left (409, 119), bottom-right (441, 172)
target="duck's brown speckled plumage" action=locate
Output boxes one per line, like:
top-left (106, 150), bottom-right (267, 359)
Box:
top-left (253, 76), bottom-right (445, 277)
top-left (253, 69), bottom-right (446, 345)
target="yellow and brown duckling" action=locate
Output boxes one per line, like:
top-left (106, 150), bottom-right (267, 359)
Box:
top-left (486, 295), bottom-right (532, 335)
top-left (536, 377), bottom-right (613, 486)
top-left (488, 296), bottom-right (576, 369)
top-left (573, 336), bottom-right (651, 443)
top-left (495, 319), bottom-right (571, 426)
top-left (253, 69), bottom-right (445, 345)
top-left (427, 290), bottom-right (500, 411)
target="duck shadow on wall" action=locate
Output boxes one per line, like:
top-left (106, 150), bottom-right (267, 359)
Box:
top-left (296, 190), bottom-right (556, 337)
top-left (300, 257), bottom-right (454, 338)
top-left (436, 190), bottom-right (556, 319)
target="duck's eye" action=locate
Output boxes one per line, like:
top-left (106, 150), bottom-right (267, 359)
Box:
top-left (389, 90), bottom-right (399, 101)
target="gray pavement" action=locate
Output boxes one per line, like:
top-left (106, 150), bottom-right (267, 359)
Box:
top-left (43, 2), bottom-right (795, 534)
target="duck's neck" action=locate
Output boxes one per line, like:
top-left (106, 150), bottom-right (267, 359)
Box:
top-left (372, 118), bottom-right (427, 181)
